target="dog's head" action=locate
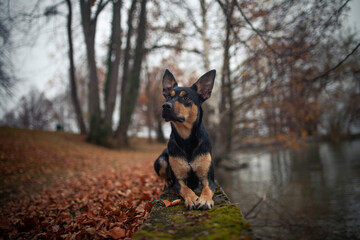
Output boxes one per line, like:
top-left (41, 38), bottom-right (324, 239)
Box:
top-left (161, 69), bottom-right (216, 124)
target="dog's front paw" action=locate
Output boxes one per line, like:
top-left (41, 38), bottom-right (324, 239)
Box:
top-left (184, 196), bottom-right (199, 210)
top-left (195, 197), bottom-right (214, 210)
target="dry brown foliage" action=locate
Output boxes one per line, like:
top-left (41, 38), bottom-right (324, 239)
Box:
top-left (0, 127), bottom-right (166, 239)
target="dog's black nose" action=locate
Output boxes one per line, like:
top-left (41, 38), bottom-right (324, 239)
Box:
top-left (162, 102), bottom-right (172, 109)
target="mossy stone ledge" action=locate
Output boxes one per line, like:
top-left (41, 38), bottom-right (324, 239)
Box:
top-left (135, 183), bottom-right (253, 240)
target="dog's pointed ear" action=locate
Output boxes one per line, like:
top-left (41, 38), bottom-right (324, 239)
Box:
top-left (192, 70), bottom-right (216, 102)
top-left (162, 69), bottom-right (177, 96)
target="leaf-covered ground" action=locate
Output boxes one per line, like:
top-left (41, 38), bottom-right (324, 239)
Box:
top-left (0, 127), bottom-right (166, 239)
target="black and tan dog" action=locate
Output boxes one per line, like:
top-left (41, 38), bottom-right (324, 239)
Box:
top-left (154, 69), bottom-right (216, 210)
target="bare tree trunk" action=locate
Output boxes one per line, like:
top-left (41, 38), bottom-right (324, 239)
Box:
top-left (66, 0), bottom-right (86, 134)
top-left (199, 0), bottom-right (218, 148)
top-left (104, 0), bottom-right (122, 130)
top-left (116, 0), bottom-right (147, 147)
top-left (218, 0), bottom-right (235, 155)
top-left (115, 0), bottom-right (137, 139)
top-left (147, 115), bottom-right (152, 143)
top-left (144, 74), bottom-right (153, 143)
top-left (200, 0), bottom-right (210, 71)
top-left (80, 0), bottom-right (108, 144)
top-left (156, 120), bottom-right (165, 143)
top-left (199, 0), bottom-right (211, 126)
top-left (225, 56), bottom-right (234, 152)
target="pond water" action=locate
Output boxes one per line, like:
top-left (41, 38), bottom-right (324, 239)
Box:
top-left (216, 139), bottom-right (360, 240)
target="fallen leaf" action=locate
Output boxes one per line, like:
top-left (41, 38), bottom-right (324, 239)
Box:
top-left (171, 199), bottom-right (182, 206)
top-left (163, 199), bottom-right (181, 207)
top-left (163, 200), bottom-right (171, 207)
top-left (144, 201), bottom-right (155, 212)
top-left (106, 227), bottom-right (126, 239)
top-left (52, 225), bottom-right (60, 233)
top-left (0, 217), bottom-right (11, 230)
top-left (140, 193), bottom-right (151, 201)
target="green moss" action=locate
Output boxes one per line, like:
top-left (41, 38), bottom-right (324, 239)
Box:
top-left (168, 213), bottom-right (186, 224)
top-left (136, 205), bottom-right (251, 239)
top-left (165, 204), bottom-right (185, 212)
top-left (135, 230), bottom-right (173, 240)
top-left (135, 184), bottom-right (253, 240)
top-left (201, 205), bottom-right (251, 240)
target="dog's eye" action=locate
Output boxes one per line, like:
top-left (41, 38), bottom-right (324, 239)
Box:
top-left (165, 96), bottom-right (171, 101)
top-left (183, 96), bottom-right (190, 102)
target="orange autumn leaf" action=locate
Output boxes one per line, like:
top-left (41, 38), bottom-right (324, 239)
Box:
top-left (172, 199), bottom-right (182, 206)
top-left (163, 199), bottom-right (181, 207)
top-left (106, 227), bottom-right (126, 239)
top-left (163, 200), bottom-right (171, 207)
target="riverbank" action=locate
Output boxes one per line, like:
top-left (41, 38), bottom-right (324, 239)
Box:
top-left (217, 139), bottom-right (360, 240)
top-left (235, 133), bottom-right (360, 152)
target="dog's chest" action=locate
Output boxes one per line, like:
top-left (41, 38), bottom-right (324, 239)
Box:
top-left (169, 153), bottom-right (211, 179)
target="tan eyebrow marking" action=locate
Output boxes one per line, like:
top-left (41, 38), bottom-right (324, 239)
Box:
top-left (179, 91), bottom-right (186, 97)
top-left (170, 91), bottom-right (175, 97)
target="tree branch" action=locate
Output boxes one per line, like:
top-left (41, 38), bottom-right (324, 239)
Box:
top-left (245, 193), bottom-right (267, 219)
top-left (323, 0), bottom-right (350, 29)
top-left (171, 0), bottom-right (202, 34)
top-left (93, 0), bottom-right (111, 23)
top-left (233, 0), bottom-right (277, 55)
top-left (215, 0), bottom-right (253, 52)
top-left (147, 44), bottom-right (202, 54)
top-left (308, 42), bottom-right (360, 82)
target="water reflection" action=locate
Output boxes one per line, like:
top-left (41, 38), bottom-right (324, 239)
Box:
top-left (217, 140), bottom-right (360, 240)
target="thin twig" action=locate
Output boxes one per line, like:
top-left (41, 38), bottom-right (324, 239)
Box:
top-left (233, 0), bottom-right (278, 55)
top-left (215, 0), bottom-right (253, 52)
top-left (308, 42), bottom-right (360, 82)
top-left (147, 44), bottom-right (202, 54)
top-left (244, 193), bottom-right (267, 218)
top-left (323, 0), bottom-right (350, 29)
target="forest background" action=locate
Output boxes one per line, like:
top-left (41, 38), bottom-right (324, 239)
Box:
top-left (1, 0), bottom-right (360, 157)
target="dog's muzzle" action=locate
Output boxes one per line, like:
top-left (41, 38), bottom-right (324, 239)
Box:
top-left (162, 102), bottom-right (172, 110)
top-left (162, 102), bottom-right (185, 122)
top-left (162, 102), bottom-right (173, 121)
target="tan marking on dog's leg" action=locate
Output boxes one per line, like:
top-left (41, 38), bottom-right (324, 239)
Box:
top-left (169, 156), bottom-right (198, 209)
top-left (158, 157), bottom-right (172, 187)
top-left (169, 156), bottom-right (191, 179)
top-left (158, 157), bottom-right (168, 178)
top-left (179, 180), bottom-right (199, 210)
top-left (196, 179), bottom-right (214, 210)
top-left (190, 153), bottom-right (211, 177)
top-left (191, 154), bottom-right (214, 209)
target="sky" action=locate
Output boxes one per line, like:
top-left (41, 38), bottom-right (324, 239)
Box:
top-left (1, 0), bottom-right (360, 118)
top-left (348, 0), bottom-right (360, 27)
